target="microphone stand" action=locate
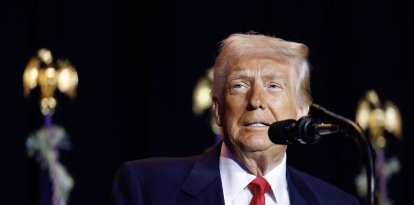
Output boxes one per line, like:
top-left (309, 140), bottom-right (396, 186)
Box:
top-left (310, 104), bottom-right (376, 205)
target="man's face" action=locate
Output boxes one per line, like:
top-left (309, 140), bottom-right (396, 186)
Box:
top-left (217, 58), bottom-right (300, 152)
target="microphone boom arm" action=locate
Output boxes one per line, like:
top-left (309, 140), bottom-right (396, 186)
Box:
top-left (310, 104), bottom-right (376, 205)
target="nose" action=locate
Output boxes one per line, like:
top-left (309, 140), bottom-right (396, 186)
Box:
top-left (247, 84), bottom-right (267, 110)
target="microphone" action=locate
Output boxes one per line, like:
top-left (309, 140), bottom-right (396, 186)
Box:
top-left (268, 104), bottom-right (376, 205)
top-left (268, 116), bottom-right (340, 145)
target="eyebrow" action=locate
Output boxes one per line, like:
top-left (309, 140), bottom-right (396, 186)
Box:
top-left (261, 71), bottom-right (286, 81)
top-left (227, 71), bottom-right (250, 81)
top-left (227, 70), bottom-right (286, 81)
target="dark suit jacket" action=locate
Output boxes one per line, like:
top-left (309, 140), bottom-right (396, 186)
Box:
top-left (111, 143), bottom-right (361, 205)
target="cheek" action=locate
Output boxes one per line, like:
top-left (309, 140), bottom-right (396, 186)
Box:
top-left (224, 95), bottom-right (246, 116)
top-left (222, 97), bottom-right (246, 131)
top-left (223, 104), bottom-right (242, 125)
top-left (269, 94), bottom-right (299, 119)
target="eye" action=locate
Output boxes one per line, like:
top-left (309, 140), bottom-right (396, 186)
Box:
top-left (230, 82), bottom-right (248, 93)
top-left (267, 83), bottom-right (283, 92)
top-left (232, 84), bottom-right (245, 89)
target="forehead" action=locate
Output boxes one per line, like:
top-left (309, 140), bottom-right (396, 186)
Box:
top-left (228, 58), bottom-right (295, 79)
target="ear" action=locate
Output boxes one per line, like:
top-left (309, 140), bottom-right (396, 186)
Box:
top-left (212, 98), bottom-right (223, 127)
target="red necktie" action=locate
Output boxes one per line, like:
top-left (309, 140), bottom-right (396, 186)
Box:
top-left (248, 176), bottom-right (271, 205)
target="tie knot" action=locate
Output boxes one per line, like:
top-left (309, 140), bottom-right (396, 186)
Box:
top-left (248, 176), bottom-right (271, 194)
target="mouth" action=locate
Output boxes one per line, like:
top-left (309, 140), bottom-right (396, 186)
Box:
top-left (243, 121), bottom-right (270, 128)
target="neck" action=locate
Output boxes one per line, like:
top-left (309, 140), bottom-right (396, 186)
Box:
top-left (225, 143), bottom-right (287, 176)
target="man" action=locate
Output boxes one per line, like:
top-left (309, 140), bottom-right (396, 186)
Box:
top-left (111, 33), bottom-right (361, 205)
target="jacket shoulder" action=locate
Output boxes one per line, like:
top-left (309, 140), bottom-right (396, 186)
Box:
top-left (111, 156), bottom-right (201, 205)
top-left (288, 166), bottom-right (361, 205)
top-left (118, 156), bottom-right (200, 182)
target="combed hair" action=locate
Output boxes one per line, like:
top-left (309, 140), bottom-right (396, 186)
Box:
top-left (212, 33), bottom-right (312, 110)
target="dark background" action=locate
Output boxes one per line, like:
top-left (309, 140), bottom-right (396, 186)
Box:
top-left (1, 0), bottom-right (412, 204)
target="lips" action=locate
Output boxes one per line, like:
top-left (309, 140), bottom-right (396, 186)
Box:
top-left (244, 121), bottom-right (270, 127)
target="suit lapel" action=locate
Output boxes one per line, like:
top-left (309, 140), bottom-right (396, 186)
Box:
top-left (179, 144), bottom-right (323, 205)
top-left (180, 143), bottom-right (225, 205)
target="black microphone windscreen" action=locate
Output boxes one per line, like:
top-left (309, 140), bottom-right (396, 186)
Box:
top-left (268, 119), bottom-right (296, 145)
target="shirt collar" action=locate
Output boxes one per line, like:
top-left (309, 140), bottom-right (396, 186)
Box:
top-left (219, 142), bottom-right (287, 204)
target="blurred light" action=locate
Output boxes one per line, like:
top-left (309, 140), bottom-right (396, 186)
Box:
top-left (376, 136), bottom-right (386, 149)
top-left (192, 68), bottom-right (213, 115)
top-left (356, 100), bottom-right (370, 130)
top-left (38, 48), bottom-right (53, 64)
top-left (384, 101), bottom-right (402, 138)
top-left (45, 67), bottom-right (56, 82)
top-left (57, 66), bottom-right (78, 98)
top-left (192, 68), bottom-right (221, 136)
top-left (23, 48), bottom-right (78, 116)
top-left (356, 89), bottom-right (403, 149)
top-left (193, 79), bottom-right (212, 115)
top-left (367, 90), bottom-right (380, 107)
top-left (23, 57), bottom-right (40, 96)
top-left (355, 89), bottom-right (403, 205)
top-left (41, 97), bottom-right (57, 115)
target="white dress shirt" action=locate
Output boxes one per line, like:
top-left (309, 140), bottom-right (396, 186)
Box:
top-left (219, 143), bottom-right (290, 205)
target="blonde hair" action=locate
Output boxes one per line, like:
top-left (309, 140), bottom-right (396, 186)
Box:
top-left (212, 33), bottom-right (312, 110)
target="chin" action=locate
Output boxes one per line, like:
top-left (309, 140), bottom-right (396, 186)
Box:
top-left (242, 135), bottom-right (273, 151)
